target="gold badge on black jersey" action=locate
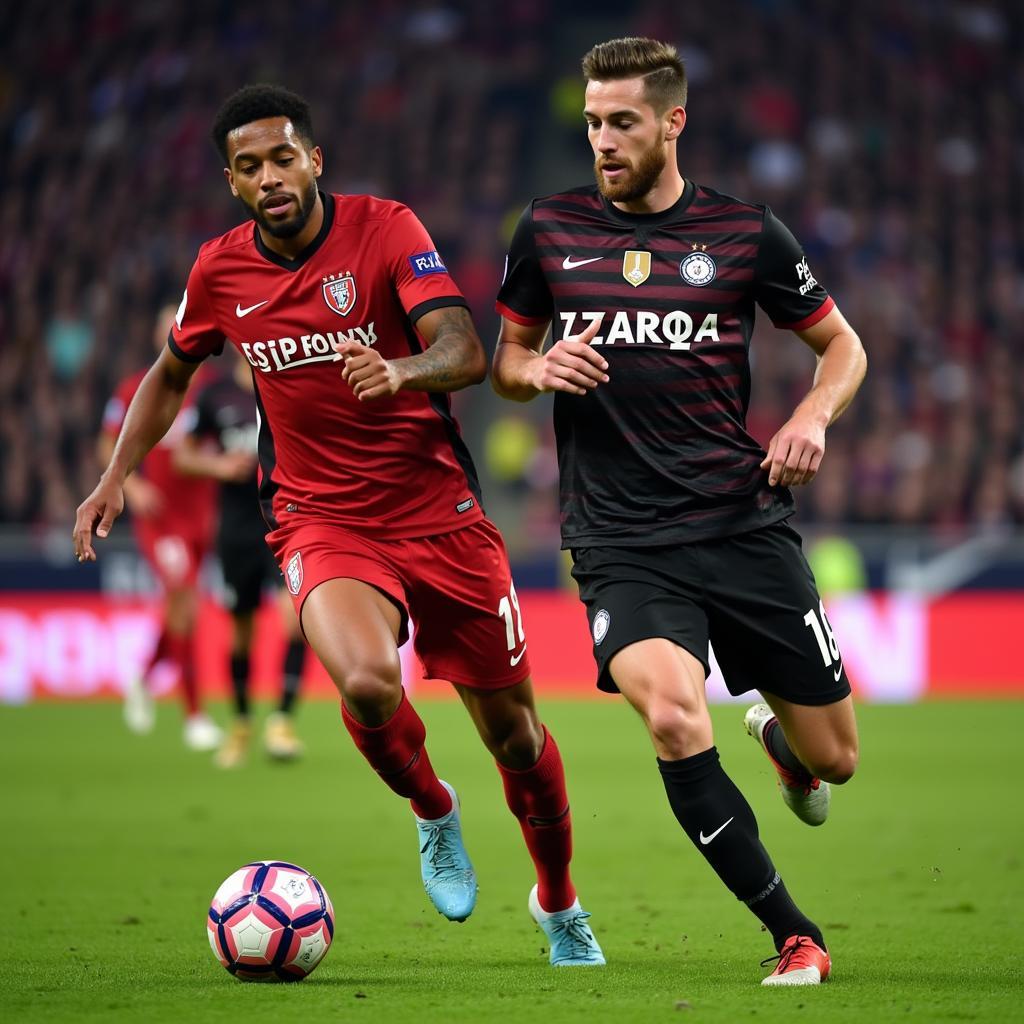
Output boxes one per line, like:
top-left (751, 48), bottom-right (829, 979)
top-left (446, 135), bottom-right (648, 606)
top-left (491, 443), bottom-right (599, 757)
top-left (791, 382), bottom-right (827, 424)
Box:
top-left (622, 251), bottom-right (651, 287)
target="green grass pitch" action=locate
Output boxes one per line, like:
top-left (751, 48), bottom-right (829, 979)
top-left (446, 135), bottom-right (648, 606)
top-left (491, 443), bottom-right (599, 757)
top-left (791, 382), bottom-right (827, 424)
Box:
top-left (2, 698), bottom-right (1022, 1022)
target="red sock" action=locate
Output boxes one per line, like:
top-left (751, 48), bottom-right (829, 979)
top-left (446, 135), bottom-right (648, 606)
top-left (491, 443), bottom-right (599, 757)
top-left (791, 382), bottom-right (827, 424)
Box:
top-left (165, 632), bottom-right (200, 715)
top-left (341, 692), bottom-right (452, 820)
top-left (498, 726), bottom-right (576, 912)
top-left (144, 626), bottom-right (170, 678)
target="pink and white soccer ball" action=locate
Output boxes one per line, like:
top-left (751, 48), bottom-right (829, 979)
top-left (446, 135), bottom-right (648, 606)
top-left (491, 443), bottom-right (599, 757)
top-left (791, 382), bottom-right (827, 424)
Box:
top-left (207, 861), bottom-right (334, 981)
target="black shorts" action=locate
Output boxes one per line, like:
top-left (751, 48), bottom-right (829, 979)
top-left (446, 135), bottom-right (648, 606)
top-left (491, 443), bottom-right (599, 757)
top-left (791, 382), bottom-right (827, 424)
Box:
top-left (570, 522), bottom-right (851, 706)
top-left (219, 538), bottom-right (282, 614)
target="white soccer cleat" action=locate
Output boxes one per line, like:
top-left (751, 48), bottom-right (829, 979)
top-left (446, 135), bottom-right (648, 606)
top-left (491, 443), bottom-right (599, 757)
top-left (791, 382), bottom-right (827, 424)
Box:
top-left (123, 675), bottom-right (155, 734)
top-left (744, 703), bottom-right (830, 827)
top-left (184, 713), bottom-right (223, 752)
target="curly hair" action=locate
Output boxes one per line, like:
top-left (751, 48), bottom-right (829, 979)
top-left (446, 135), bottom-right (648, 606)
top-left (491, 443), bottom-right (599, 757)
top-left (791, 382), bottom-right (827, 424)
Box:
top-left (211, 84), bottom-right (314, 162)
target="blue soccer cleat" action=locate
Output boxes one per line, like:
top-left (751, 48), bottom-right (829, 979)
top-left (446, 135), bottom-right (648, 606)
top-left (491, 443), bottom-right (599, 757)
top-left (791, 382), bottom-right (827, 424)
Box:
top-left (529, 884), bottom-right (606, 966)
top-left (414, 780), bottom-right (477, 922)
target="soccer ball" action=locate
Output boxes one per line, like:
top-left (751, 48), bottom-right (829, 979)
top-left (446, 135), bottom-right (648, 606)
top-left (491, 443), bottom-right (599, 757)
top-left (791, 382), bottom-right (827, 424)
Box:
top-left (207, 861), bottom-right (334, 981)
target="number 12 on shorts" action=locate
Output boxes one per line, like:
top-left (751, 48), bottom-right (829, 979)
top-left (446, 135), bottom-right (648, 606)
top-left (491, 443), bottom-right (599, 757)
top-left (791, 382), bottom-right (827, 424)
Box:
top-left (498, 582), bottom-right (526, 653)
top-left (803, 599), bottom-right (840, 668)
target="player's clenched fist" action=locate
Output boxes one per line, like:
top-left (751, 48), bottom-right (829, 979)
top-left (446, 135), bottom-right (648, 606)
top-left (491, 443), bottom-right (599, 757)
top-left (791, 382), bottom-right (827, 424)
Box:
top-left (332, 340), bottom-right (404, 401)
top-left (529, 315), bottom-right (609, 396)
top-left (73, 477), bottom-right (125, 562)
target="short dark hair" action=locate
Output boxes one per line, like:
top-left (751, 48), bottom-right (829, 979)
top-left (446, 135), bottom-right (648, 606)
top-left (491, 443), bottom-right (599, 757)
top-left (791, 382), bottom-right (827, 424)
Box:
top-left (582, 37), bottom-right (687, 113)
top-left (211, 84), bottom-right (314, 162)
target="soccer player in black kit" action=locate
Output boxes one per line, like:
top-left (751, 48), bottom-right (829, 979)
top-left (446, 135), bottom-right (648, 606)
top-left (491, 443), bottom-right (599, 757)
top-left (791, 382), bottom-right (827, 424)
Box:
top-left (175, 350), bottom-right (307, 767)
top-left (492, 38), bottom-right (866, 986)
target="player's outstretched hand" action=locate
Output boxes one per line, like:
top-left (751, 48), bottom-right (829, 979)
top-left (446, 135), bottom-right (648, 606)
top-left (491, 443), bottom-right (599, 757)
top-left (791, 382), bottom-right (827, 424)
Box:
top-left (530, 315), bottom-right (609, 396)
top-left (760, 410), bottom-right (826, 487)
top-left (332, 340), bottom-right (403, 401)
top-left (73, 477), bottom-right (125, 563)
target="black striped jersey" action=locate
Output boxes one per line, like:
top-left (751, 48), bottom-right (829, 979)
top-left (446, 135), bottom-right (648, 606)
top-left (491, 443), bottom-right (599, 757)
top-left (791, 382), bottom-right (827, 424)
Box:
top-left (495, 180), bottom-right (835, 548)
top-left (190, 374), bottom-right (265, 546)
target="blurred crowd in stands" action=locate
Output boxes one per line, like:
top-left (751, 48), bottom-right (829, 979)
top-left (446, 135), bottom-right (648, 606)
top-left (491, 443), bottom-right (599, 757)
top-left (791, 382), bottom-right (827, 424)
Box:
top-left (1, 0), bottom-right (1021, 558)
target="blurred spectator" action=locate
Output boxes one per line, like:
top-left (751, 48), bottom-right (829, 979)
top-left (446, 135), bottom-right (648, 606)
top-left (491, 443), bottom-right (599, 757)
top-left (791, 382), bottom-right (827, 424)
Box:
top-left (44, 273), bottom-right (95, 381)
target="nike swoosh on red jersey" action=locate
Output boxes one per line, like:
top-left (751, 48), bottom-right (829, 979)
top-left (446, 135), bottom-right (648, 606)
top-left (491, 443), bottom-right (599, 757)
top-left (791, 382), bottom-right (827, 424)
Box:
top-left (510, 646), bottom-right (528, 666)
top-left (562, 256), bottom-right (603, 270)
top-left (236, 300), bottom-right (269, 317)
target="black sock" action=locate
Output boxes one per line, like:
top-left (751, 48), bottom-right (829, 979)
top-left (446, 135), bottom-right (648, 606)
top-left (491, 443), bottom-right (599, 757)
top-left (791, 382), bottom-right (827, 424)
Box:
top-left (230, 652), bottom-right (250, 717)
top-left (658, 746), bottom-right (824, 952)
top-left (764, 720), bottom-right (810, 776)
top-left (279, 640), bottom-right (305, 715)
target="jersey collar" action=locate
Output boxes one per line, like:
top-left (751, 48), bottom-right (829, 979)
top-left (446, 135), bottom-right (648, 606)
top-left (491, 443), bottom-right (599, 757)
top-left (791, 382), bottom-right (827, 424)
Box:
top-left (600, 178), bottom-right (696, 227)
top-left (253, 191), bottom-right (335, 271)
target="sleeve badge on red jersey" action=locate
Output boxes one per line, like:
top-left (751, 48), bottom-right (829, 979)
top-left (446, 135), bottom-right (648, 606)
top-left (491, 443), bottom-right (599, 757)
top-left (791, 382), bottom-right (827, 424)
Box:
top-left (323, 273), bottom-right (357, 316)
top-left (408, 250), bottom-right (447, 276)
top-left (286, 551), bottom-right (304, 595)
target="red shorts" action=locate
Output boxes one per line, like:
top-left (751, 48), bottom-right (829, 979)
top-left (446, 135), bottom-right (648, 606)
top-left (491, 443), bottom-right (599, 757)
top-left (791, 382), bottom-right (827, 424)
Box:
top-left (266, 518), bottom-right (531, 690)
top-left (134, 520), bottom-right (207, 590)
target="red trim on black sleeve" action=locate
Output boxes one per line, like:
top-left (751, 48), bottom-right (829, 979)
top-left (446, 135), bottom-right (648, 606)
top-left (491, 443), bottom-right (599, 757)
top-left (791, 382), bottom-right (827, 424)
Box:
top-left (773, 296), bottom-right (835, 331)
top-left (495, 300), bottom-right (550, 327)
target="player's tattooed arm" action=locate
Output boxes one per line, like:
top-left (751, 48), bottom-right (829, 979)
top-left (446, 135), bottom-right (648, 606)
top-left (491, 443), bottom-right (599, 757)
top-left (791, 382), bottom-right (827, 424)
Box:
top-left (332, 305), bottom-right (487, 400)
top-left (403, 305), bottom-right (488, 391)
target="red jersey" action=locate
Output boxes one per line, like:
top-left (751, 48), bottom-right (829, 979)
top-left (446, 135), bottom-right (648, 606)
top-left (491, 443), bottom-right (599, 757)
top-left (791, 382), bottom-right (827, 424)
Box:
top-left (102, 368), bottom-right (217, 541)
top-left (168, 192), bottom-right (484, 539)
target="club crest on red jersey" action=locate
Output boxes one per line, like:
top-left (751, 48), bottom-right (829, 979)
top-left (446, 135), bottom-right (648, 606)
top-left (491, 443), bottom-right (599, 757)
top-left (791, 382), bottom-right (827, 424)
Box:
top-left (322, 272), bottom-right (356, 316)
top-left (286, 551), bottom-right (303, 595)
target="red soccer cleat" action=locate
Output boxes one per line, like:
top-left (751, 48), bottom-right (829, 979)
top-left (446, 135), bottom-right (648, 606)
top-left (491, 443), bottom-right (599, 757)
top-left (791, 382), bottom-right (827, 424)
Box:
top-left (761, 935), bottom-right (831, 986)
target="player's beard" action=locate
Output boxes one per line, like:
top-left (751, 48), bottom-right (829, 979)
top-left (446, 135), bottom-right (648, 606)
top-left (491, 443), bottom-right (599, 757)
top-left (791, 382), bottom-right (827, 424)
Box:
top-left (244, 178), bottom-right (319, 239)
top-left (594, 143), bottom-right (666, 203)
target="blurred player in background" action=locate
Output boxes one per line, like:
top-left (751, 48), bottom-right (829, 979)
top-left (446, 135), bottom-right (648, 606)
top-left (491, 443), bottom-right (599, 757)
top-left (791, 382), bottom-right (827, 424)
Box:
top-left (493, 38), bottom-right (866, 985)
top-left (174, 349), bottom-right (307, 768)
top-left (75, 85), bottom-right (603, 966)
top-left (99, 304), bottom-right (222, 751)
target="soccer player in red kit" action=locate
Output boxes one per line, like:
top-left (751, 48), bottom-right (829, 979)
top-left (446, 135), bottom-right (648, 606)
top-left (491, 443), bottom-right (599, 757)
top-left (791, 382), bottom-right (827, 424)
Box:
top-left (99, 304), bottom-right (222, 751)
top-left (74, 85), bottom-right (603, 966)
